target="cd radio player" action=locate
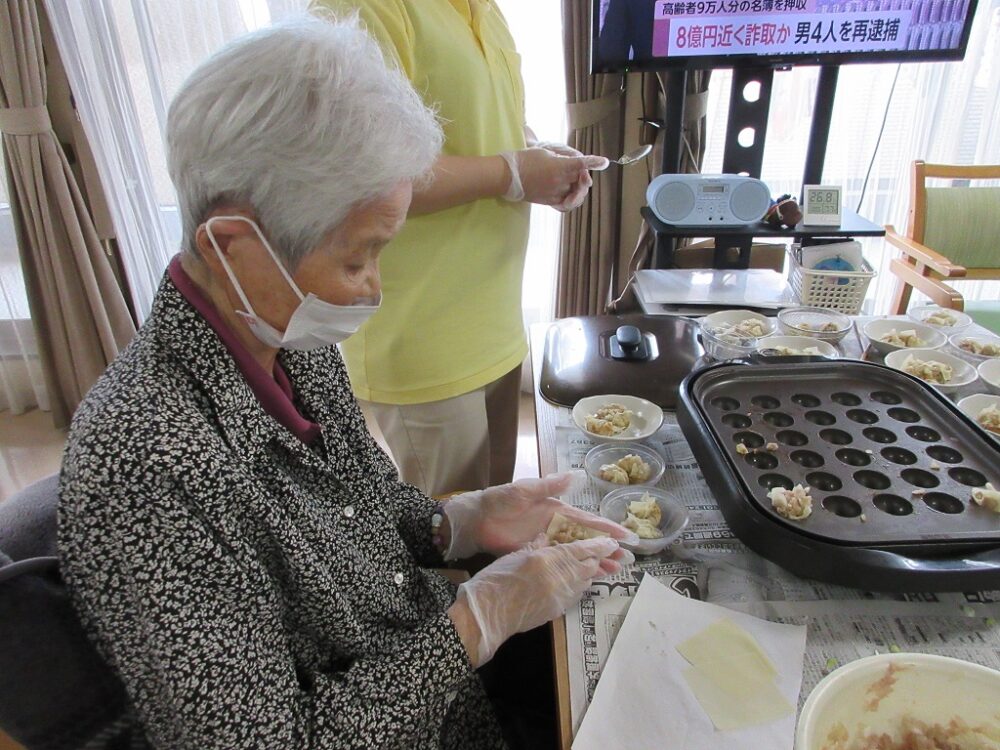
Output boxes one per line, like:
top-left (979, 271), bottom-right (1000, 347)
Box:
top-left (646, 174), bottom-right (771, 227)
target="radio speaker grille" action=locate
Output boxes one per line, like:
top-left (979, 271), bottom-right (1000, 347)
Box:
top-left (729, 181), bottom-right (771, 222)
top-left (652, 182), bottom-right (696, 223)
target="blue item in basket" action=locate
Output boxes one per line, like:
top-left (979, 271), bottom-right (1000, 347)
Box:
top-left (813, 255), bottom-right (856, 285)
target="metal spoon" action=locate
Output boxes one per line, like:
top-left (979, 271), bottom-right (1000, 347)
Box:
top-left (593, 144), bottom-right (652, 169)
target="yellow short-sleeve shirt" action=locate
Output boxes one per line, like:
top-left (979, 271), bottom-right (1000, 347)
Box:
top-left (313, 0), bottom-right (531, 404)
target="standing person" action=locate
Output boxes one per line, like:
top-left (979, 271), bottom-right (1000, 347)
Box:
top-left (314, 0), bottom-right (609, 496)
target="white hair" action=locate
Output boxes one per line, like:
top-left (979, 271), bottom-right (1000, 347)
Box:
top-left (166, 14), bottom-right (442, 267)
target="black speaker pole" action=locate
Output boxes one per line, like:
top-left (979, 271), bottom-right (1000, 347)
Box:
top-left (718, 66), bottom-right (774, 268)
top-left (802, 64), bottom-right (839, 197)
top-left (654, 69), bottom-right (687, 268)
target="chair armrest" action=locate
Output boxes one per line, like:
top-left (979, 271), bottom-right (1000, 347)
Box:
top-left (889, 259), bottom-right (966, 309)
top-left (884, 225), bottom-right (967, 278)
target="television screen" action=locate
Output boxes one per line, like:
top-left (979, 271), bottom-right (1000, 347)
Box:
top-left (592, 0), bottom-right (979, 71)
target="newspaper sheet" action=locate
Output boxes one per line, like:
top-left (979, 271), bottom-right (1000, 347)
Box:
top-left (556, 412), bottom-right (1000, 735)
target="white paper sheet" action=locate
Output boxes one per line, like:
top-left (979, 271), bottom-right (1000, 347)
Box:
top-left (572, 576), bottom-right (807, 750)
top-left (634, 268), bottom-right (798, 308)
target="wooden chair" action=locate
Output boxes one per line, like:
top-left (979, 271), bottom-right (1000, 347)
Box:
top-left (887, 161), bottom-right (1000, 334)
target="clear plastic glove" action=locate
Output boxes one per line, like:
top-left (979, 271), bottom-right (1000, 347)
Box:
top-left (443, 470), bottom-right (639, 560)
top-left (457, 535), bottom-right (624, 665)
top-left (531, 140), bottom-right (584, 158)
top-left (553, 169), bottom-right (598, 212)
top-left (531, 142), bottom-right (608, 212)
top-left (501, 147), bottom-right (608, 207)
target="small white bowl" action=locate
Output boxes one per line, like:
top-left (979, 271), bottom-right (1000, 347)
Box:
top-left (599, 486), bottom-right (689, 556)
top-left (908, 303), bottom-right (973, 331)
top-left (957, 393), bottom-right (1000, 442)
top-left (979, 359), bottom-right (1000, 396)
top-left (584, 442), bottom-right (666, 495)
top-left (755, 335), bottom-right (839, 359)
top-left (776, 306), bottom-right (853, 344)
top-left (884, 347), bottom-right (977, 394)
top-left (699, 309), bottom-right (775, 360)
top-left (951, 332), bottom-right (1000, 363)
top-left (862, 318), bottom-right (947, 356)
top-left (572, 394), bottom-right (664, 442)
top-left (796, 653), bottom-right (1000, 750)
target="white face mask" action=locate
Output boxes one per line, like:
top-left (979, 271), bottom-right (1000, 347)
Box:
top-left (204, 215), bottom-right (380, 351)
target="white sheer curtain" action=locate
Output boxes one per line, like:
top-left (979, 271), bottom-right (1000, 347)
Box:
top-left (703, 0), bottom-right (1000, 313)
top-left (45, 0), bottom-right (567, 329)
top-left (496, 0), bottom-right (569, 330)
top-left (0, 147), bottom-right (49, 413)
top-left (44, 0), bottom-right (310, 322)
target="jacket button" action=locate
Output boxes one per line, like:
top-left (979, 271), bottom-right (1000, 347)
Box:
top-left (393, 572), bottom-right (404, 585)
top-left (343, 505), bottom-right (355, 519)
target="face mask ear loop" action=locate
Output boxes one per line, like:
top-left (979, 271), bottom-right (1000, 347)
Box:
top-left (221, 215), bottom-right (306, 303)
top-left (205, 217), bottom-right (260, 316)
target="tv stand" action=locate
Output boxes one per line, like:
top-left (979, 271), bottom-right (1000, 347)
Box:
top-left (650, 63), bottom-right (882, 269)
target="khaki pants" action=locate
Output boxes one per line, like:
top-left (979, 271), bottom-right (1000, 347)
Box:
top-left (362, 365), bottom-right (522, 496)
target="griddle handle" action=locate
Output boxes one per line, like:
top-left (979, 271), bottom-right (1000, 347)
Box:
top-left (844, 545), bottom-right (1000, 580)
top-left (617, 325), bottom-right (642, 351)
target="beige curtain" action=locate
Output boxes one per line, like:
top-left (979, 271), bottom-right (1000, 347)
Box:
top-left (617, 70), bottom-right (711, 283)
top-left (556, 0), bottom-right (624, 318)
top-left (0, 0), bottom-right (135, 427)
top-left (555, 2), bottom-right (712, 317)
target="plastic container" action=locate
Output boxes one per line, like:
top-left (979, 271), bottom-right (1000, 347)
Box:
top-left (796, 653), bottom-right (1000, 750)
top-left (884, 347), bottom-right (977, 395)
top-left (754, 335), bottom-right (839, 359)
top-left (699, 309), bottom-right (775, 361)
top-left (776, 305), bottom-right (853, 344)
top-left (584, 442), bottom-right (665, 495)
top-left (788, 247), bottom-right (875, 315)
top-left (599, 486), bottom-right (689, 556)
top-left (862, 318), bottom-right (947, 356)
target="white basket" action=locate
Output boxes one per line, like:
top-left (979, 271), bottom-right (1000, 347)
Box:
top-left (788, 246), bottom-right (876, 315)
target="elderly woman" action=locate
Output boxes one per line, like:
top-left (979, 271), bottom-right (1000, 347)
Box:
top-left (58, 16), bottom-right (634, 750)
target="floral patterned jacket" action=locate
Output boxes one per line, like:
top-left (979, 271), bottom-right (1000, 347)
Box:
top-left (58, 275), bottom-right (506, 749)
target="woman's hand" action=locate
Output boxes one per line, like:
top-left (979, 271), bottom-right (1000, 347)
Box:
top-left (442, 471), bottom-right (638, 560)
top-left (526, 141), bottom-right (608, 212)
top-left (510, 148), bottom-right (608, 208)
top-left (453, 535), bottom-right (625, 666)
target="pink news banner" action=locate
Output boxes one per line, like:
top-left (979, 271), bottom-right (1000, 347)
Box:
top-left (649, 0), bottom-right (970, 56)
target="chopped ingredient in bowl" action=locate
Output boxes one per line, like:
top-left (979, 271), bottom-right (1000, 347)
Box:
top-left (924, 310), bottom-right (959, 326)
top-left (736, 442), bottom-right (749, 455)
top-left (800, 321), bottom-right (841, 332)
top-left (768, 345), bottom-right (825, 356)
top-left (622, 493), bottom-right (663, 539)
top-left (959, 338), bottom-right (1000, 357)
top-left (585, 403), bottom-right (633, 436)
top-left (597, 463), bottom-right (629, 484)
top-left (977, 404), bottom-right (1000, 435)
top-left (598, 454), bottom-right (652, 485)
top-left (901, 355), bottom-right (953, 384)
top-left (618, 453), bottom-right (652, 483)
top-left (821, 714), bottom-right (1000, 750)
top-left (880, 329), bottom-right (923, 347)
top-left (972, 483), bottom-right (1000, 513)
top-left (768, 484), bottom-right (813, 520)
top-left (713, 318), bottom-right (769, 342)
